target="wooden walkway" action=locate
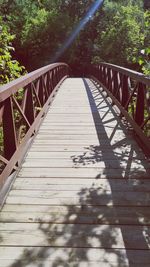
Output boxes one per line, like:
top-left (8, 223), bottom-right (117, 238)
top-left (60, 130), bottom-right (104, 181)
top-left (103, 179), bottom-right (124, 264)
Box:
top-left (0, 78), bottom-right (150, 266)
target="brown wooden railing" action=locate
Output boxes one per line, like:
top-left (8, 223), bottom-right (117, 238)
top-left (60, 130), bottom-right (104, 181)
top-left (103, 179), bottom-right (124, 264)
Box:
top-left (89, 63), bottom-right (150, 155)
top-left (0, 63), bottom-right (69, 192)
top-left (0, 61), bottom-right (149, 201)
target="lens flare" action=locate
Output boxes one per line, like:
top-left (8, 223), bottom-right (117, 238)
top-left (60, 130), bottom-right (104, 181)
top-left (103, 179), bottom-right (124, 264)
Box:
top-left (51, 0), bottom-right (104, 62)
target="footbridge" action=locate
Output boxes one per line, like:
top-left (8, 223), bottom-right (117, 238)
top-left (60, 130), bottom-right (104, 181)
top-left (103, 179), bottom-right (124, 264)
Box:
top-left (0, 63), bottom-right (150, 266)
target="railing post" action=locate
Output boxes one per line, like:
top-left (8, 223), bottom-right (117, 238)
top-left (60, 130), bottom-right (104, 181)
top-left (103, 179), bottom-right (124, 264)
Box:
top-left (121, 75), bottom-right (129, 108)
top-left (135, 83), bottom-right (145, 126)
top-left (102, 66), bottom-right (106, 86)
top-left (113, 71), bottom-right (120, 102)
top-left (51, 69), bottom-right (55, 90)
top-left (106, 67), bottom-right (109, 88)
top-left (38, 77), bottom-right (44, 106)
top-left (107, 68), bottom-right (112, 92)
top-left (3, 97), bottom-right (17, 160)
top-left (24, 85), bottom-right (35, 125)
top-left (46, 71), bottom-right (51, 96)
top-left (97, 66), bottom-right (103, 82)
top-left (42, 75), bottom-right (49, 101)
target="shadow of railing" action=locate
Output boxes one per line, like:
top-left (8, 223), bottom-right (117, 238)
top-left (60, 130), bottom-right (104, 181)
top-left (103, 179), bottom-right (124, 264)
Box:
top-left (78, 78), bottom-right (150, 265)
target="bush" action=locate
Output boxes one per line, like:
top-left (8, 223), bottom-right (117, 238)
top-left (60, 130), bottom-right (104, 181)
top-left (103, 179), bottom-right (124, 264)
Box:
top-left (0, 17), bottom-right (25, 85)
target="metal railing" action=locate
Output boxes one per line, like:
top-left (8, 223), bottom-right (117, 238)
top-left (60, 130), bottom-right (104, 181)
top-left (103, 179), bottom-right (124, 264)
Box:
top-left (89, 63), bottom-right (150, 154)
top-left (0, 63), bottom-right (69, 191)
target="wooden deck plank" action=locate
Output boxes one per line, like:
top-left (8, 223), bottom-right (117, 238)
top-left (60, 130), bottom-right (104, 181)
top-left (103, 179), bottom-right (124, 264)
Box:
top-left (0, 262), bottom-right (149, 267)
top-left (21, 158), bottom-right (150, 169)
top-left (12, 177), bottom-right (150, 191)
top-left (26, 151), bottom-right (146, 160)
top-left (0, 77), bottom-right (150, 266)
top-left (5, 190), bottom-right (150, 206)
top-left (0, 222), bottom-right (149, 249)
top-left (1, 247), bottom-right (150, 267)
top-left (18, 167), bottom-right (150, 179)
top-left (1, 205), bottom-right (150, 225)
top-left (28, 146), bottom-right (145, 158)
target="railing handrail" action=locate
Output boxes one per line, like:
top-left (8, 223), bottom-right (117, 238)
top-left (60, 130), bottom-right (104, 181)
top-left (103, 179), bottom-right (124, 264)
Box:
top-left (0, 62), bottom-right (69, 204)
top-left (0, 63), bottom-right (68, 102)
top-left (97, 62), bottom-right (150, 86)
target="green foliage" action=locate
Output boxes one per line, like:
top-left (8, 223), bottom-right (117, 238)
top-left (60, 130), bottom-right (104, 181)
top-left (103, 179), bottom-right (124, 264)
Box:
top-left (0, 0), bottom-right (73, 69)
top-left (0, 0), bottom-right (149, 74)
top-left (93, 1), bottom-right (145, 66)
top-left (136, 11), bottom-right (150, 75)
top-left (0, 17), bottom-right (24, 84)
top-left (137, 48), bottom-right (150, 75)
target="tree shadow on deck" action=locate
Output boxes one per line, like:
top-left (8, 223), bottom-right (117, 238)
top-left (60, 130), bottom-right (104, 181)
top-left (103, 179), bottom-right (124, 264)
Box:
top-left (5, 78), bottom-right (150, 267)
top-left (7, 190), bottom-right (142, 267)
top-left (7, 186), bottom-right (150, 266)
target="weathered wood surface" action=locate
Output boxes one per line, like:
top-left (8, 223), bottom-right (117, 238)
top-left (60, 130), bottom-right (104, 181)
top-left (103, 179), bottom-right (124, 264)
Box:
top-left (0, 78), bottom-right (150, 266)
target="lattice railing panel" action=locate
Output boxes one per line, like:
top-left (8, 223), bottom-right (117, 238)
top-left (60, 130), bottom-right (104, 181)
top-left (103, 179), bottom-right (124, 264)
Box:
top-left (0, 63), bottom-right (69, 189)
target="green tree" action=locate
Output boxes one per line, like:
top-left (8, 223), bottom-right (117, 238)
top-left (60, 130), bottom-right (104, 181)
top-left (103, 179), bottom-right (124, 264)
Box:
top-left (0, 0), bottom-right (148, 74)
top-left (1, 0), bottom-right (73, 70)
top-left (93, 1), bottom-right (145, 67)
top-left (0, 17), bottom-right (24, 84)
top-left (137, 10), bottom-right (150, 74)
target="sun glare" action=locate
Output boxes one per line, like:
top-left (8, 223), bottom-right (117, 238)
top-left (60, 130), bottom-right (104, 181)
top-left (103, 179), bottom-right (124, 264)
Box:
top-left (51, 0), bottom-right (104, 62)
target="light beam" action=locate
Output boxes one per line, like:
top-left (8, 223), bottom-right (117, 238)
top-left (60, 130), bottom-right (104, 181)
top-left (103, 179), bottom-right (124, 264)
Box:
top-left (51, 0), bottom-right (104, 62)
